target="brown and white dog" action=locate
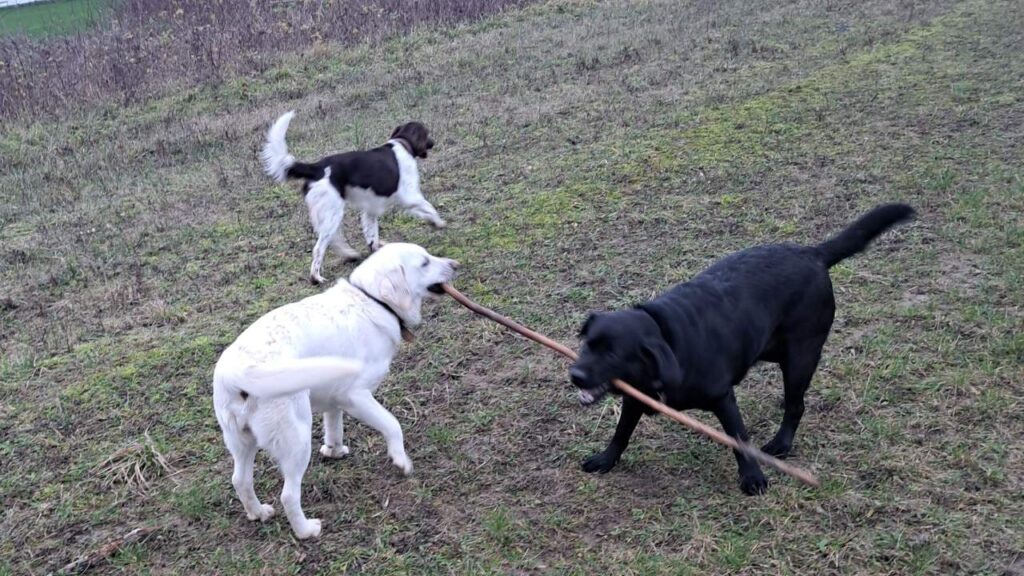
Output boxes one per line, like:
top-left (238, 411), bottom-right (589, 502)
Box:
top-left (262, 111), bottom-right (446, 284)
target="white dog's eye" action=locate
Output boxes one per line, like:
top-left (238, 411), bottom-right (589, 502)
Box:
top-left (421, 258), bottom-right (430, 268)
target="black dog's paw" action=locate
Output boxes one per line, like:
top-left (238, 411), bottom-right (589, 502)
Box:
top-left (582, 451), bottom-right (619, 474)
top-left (760, 438), bottom-right (792, 459)
top-left (739, 471), bottom-right (769, 495)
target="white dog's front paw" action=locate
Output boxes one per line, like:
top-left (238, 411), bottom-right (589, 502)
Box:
top-left (319, 444), bottom-right (350, 459)
top-left (432, 219), bottom-right (446, 230)
top-left (246, 503), bottom-right (275, 522)
top-left (293, 518), bottom-right (322, 540)
top-left (309, 272), bottom-right (326, 285)
top-left (392, 454), bottom-right (413, 475)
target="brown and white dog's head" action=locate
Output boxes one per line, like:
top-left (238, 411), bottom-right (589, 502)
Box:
top-left (349, 243), bottom-right (459, 327)
top-left (391, 122), bottom-right (435, 159)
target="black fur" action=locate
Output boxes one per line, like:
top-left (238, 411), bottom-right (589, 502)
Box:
top-left (816, 203), bottom-right (915, 267)
top-left (570, 203), bottom-right (915, 495)
top-left (285, 122), bottom-right (434, 199)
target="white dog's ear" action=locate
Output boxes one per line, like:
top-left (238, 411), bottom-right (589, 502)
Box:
top-left (376, 265), bottom-right (422, 326)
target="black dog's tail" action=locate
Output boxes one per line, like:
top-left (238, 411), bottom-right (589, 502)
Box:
top-left (815, 203), bottom-right (915, 267)
top-left (261, 110), bottom-right (327, 183)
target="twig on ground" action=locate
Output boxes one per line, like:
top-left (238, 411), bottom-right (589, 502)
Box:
top-left (52, 527), bottom-right (158, 575)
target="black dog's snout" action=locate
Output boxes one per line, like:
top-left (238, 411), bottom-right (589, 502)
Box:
top-left (569, 367), bottom-right (588, 387)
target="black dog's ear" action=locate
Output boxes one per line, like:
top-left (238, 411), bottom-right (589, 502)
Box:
top-left (641, 338), bottom-right (683, 389)
top-left (578, 312), bottom-right (598, 337)
top-left (391, 125), bottom-right (403, 138)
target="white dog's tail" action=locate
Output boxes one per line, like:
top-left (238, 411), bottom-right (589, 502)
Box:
top-left (234, 357), bottom-right (363, 399)
top-left (262, 110), bottom-right (298, 182)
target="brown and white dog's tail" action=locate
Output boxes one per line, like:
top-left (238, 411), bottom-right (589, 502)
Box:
top-left (223, 357), bottom-right (363, 399)
top-left (261, 111), bottom-right (326, 183)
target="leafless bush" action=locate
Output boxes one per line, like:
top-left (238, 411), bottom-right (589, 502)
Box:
top-left (0, 0), bottom-right (534, 120)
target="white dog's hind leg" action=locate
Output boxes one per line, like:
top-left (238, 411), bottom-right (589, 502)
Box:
top-left (345, 390), bottom-right (412, 475)
top-left (225, 433), bottom-right (275, 522)
top-left (319, 410), bottom-right (350, 458)
top-left (268, 427), bottom-right (321, 539)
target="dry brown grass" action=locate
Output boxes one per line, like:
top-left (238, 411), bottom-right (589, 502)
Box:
top-left (0, 0), bottom-right (536, 119)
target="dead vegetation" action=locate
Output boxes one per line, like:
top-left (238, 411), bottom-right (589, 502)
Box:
top-left (0, 0), bottom-right (536, 119)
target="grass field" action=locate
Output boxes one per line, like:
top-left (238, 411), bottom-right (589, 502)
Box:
top-left (1, 0), bottom-right (1022, 573)
top-left (0, 0), bottom-right (110, 37)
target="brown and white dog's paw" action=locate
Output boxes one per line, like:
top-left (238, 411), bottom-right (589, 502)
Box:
top-left (391, 453), bottom-right (413, 476)
top-left (336, 247), bottom-right (361, 262)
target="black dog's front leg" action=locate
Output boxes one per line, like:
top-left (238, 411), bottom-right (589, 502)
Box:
top-left (712, 392), bottom-right (768, 495)
top-left (583, 396), bottom-right (643, 473)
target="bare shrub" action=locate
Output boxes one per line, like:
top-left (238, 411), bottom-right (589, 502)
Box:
top-left (0, 0), bottom-right (535, 120)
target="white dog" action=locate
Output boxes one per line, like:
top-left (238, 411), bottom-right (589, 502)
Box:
top-left (213, 243), bottom-right (459, 539)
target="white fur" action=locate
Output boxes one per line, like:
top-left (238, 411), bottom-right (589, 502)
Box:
top-left (262, 111), bottom-right (446, 284)
top-left (261, 110), bottom-right (296, 182)
top-left (213, 243), bottom-right (459, 539)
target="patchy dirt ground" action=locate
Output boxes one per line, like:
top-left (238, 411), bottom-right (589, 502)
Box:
top-left (1, 0), bottom-right (1022, 573)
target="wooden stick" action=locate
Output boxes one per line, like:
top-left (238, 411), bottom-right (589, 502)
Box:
top-left (443, 283), bottom-right (820, 488)
top-left (53, 527), bottom-right (157, 575)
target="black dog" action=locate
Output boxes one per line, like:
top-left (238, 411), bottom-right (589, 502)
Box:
top-left (569, 204), bottom-right (915, 494)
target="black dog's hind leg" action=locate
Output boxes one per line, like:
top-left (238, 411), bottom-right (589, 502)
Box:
top-left (761, 338), bottom-right (826, 458)
top-left (713, 392), bottom-right (768, 495)
top-left (583, 396), bottom-right (643, 473)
